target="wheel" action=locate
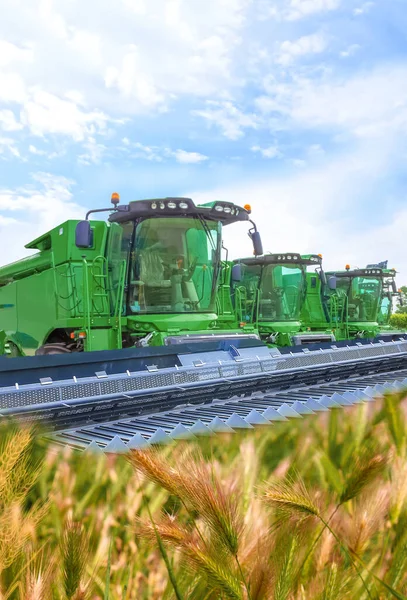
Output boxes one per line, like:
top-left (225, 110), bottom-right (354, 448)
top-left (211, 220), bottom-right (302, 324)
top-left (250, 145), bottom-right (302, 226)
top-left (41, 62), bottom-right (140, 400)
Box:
top-left (35, 343), bottom-right (72, 356)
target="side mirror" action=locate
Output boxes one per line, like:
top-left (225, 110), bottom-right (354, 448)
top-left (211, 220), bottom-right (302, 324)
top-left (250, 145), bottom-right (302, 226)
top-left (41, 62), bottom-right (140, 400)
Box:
top-left (249, 231), bottom-right (263, 256)
top-left (327, 275), bottom-right (337, 290)
top-left (391, 280), bottom-right (397, 294)
top-left (231, 264), bottom-right (242, 282)
top-left (75, 221), bottom-right (92, 248)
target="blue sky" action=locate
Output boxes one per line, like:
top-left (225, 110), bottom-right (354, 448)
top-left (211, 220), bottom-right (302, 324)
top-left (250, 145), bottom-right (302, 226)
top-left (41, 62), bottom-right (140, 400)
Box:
top-left (0, 0), bottom-right (407, 277)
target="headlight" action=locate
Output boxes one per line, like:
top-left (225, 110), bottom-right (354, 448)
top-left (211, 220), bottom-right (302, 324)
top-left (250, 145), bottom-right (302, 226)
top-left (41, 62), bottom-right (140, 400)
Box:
top-left (215, 205), bottom-right (224, 212)
top-left (167, 201), bottom-right (176, 209)
top-left (179, 202), bottom-right (188, 210)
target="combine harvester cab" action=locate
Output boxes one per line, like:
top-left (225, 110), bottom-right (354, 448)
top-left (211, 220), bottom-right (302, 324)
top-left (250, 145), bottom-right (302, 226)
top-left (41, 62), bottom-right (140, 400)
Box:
top-left (324, 265), bottom-right (403, 341)
top-left (218, 252), bottom-right (335, 347)
top-left (367, 262), bottom-right (405, 337)
top-left (0, 195), bottom-right (263, 357)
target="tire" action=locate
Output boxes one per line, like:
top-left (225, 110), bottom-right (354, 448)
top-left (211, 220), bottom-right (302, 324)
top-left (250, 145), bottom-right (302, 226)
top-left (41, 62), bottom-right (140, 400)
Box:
top-left (35, 343), bottom-right (72, 356)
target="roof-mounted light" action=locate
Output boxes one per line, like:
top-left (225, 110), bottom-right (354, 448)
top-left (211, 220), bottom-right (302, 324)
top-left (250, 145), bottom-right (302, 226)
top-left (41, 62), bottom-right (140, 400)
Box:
top-left (179, 201), bottom-right (188, 210)
top-left (159, 202), bottom-right (165, 210)
top-left (215, 205), bottom-right (224, 212)
top-left (223, 206), bottom-right (231, 213)
top-left (111, 192), bottom-right (120, 208)
top-left (244, 204), bottom-right (251, 213)
top-left (167, 201), bottom-right (176, 209)
top-left (151, 202), bottom-right (157, 209)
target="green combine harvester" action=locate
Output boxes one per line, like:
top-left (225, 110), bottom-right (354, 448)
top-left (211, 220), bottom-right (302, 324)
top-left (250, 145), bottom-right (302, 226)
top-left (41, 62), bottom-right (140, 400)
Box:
top-left (366, 262), bottom-right (404, 333)
top-left (218, 253), bottom-right (335, 346)
top-left (0, 194), bottom-right (263, 356)
top-left (310, 264), bottom-right (404, 341)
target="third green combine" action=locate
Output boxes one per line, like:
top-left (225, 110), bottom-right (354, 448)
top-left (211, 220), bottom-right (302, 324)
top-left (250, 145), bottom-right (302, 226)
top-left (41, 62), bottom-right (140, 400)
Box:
top-left (217, 253), bottom-right (335, 346)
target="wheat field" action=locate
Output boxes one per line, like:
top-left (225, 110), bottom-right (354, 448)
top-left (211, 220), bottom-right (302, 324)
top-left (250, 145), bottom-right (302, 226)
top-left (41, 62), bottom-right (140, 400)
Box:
top-left (1, 391), bottom-right (407, 599)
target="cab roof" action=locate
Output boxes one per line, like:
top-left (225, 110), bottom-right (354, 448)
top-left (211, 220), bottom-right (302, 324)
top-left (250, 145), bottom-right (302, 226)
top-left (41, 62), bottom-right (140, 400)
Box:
top-left (108, 197), bottom-right (251, 225)
top-left (326, 268), bottom-right (386, 278)
top-left (233, 253), bottom-right (322, 267)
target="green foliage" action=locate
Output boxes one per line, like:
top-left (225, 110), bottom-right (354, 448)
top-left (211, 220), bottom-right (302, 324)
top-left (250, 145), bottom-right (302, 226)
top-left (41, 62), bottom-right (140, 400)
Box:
top-left (390, 313), bottom-right (407, 328)
top-left (395, 286), bottom-right (407, 315)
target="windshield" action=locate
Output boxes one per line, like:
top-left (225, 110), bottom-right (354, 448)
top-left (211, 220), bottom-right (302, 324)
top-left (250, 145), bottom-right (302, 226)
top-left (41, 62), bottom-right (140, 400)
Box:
top-left (334, 276), bottom-right (382, 322)
top-left (258, 264), bottom-right (304, 321)
top-left (125, 217), bottom-right (220, 314)
top-left (232, 263), bottom-right (304, 323)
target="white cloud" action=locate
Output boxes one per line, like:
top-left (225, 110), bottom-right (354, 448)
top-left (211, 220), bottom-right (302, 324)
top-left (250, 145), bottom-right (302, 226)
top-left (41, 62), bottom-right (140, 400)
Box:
top-left (28, 144), bottom-right (65, 159)
top-left (0, 40), bottom-right (33, 68)
top-left (307, 143), bottom-right (325, 155)
top-left (172, 149), bottom-right (208, 164)
top-left (353, 2), bottom-right (374, 15)
top-left (117, 139), bottom-right (208, 163)
top-left (105, 45), bottom-right (165, 109)
top-left (29, 144), bottom-right (46, 155)
top-left (0, 0), bottom-right (256, 166)
top-left (264, 0), bottom-right (341, 21)
top-left (256, 64), bottom-right (407, 139)
top-left (0, 137), bottom-right (21, 159)
top-left (291, 158), bottom-right (307, 167)
top-left (288, 0), bottom-right (340, 19)
top-left (132, 142), bottom-right (163, 162)
top-left (0, 109), bottom-right (22, 131)
top-left (20, 90), bottom-right (109, 141)
top-left (78, 137), bottom-right (107, 165)
top-left (0, 172), bottom-right (99, 279)
top-left (251, 145), bottom-right (281, 158)
top-left (0, 72), bottom-right (27, 104)
top-left (0, 172), bottom-right (85, 263)
top-left (0, 0), bottom-right (251, 113)
top-left (340, 44), bottom-right (361, 58)
top-left (192, 100), bottom-right (259, 140)
top-left (276, 33), bottom-right (328, 65)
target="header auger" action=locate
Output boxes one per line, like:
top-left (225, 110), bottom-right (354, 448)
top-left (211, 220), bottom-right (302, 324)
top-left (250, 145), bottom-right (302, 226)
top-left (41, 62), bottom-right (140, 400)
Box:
top-left (0, 194), bottom-right (406, 453)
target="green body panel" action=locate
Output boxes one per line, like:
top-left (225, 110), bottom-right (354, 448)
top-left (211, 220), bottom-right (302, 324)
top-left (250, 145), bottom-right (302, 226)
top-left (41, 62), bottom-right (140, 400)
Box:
top-left (0, 198), bottom-right (254, 356)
